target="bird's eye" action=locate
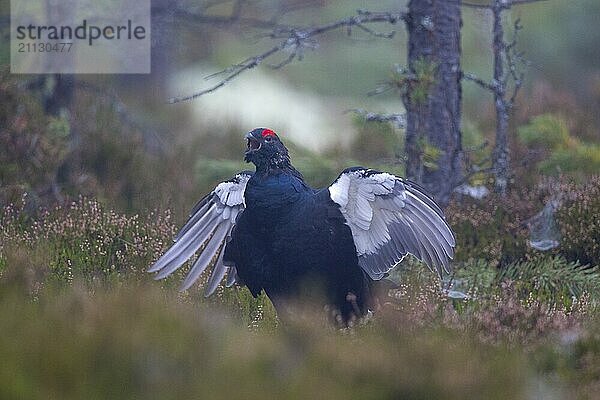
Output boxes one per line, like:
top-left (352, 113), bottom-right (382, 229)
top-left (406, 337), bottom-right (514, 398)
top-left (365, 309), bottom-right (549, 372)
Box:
top-left (265, 136), bottom-right (273, 142)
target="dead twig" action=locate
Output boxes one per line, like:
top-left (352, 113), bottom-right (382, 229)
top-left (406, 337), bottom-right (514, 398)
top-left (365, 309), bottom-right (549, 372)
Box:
top-left (168, 10), bottom-right (405, 103)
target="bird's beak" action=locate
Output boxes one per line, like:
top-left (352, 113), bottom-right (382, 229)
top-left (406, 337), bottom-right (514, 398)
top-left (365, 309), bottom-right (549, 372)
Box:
top-left (245, 132), bottom-right (261, 154)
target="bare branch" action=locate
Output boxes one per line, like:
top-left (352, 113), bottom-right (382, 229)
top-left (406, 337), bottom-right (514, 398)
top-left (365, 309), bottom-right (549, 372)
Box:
top-left (352, 17), bottom-right (396, 39)
top-left (507, 0), bottom-right (550, 6)
top-left (348, 109), bottom-right (406, 129)
top-left (167, 45), bottom-right (281, 103)
top-left (462, 2), bottom-right (493, 9)
top-left (268, 51), bottom-right (297, 69)
top-left (462, 0), bottom-right (542, 194)
top-left (463, 72), bottom-right (497, 92)
top-left (463, 0), bottom-right (548, 10)
top-left (168, 10), bottom-right (406, 103)
top-left (306, 10), bottom-right (404, 36)
top-left (504, 19), bottom-right (528, 108)
top-left (462, 17), bottom-right (523, 112)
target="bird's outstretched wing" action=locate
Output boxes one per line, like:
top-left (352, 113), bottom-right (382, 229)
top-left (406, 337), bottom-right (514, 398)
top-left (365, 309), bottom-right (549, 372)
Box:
top-left (328, 167), bottom-right (455, 280)
top-left (148, 171), bottom-right (252, 295)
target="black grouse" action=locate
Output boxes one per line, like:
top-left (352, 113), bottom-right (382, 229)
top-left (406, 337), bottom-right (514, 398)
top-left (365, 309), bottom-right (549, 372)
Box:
top-left (149, 128), bottom-right (455, 321)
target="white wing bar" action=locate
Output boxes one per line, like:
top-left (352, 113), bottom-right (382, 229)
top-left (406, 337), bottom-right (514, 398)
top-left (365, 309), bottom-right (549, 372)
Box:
top-left (329, 168), bottom-right (455, 279)
top-left (148, 172), bottom-right (251, 295)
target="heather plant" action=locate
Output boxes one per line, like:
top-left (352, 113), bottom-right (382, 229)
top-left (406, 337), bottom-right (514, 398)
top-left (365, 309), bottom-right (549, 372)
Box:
top-left (446, 187), bottom-right (544, 267)
top-left (385, 260), bottom-right (585, 347)
top-left (554, 176), bottom-right (600, 267)
top-left (463, 281), bottom-right (582, 348)
top-left (446, 175), bottom-right (600, 275)
top-left (0, 197), bottom-right (177, 288)
top-left (0, 196), bottom-right (281, 326)
top-left (2, 169), bottom-right (600, 400)
top-left (383, 262), bottom-right (450, 330)
top-left (0, 70), bottom-right (206, 215)
top-left (69, 89), bottom-right (202, 215)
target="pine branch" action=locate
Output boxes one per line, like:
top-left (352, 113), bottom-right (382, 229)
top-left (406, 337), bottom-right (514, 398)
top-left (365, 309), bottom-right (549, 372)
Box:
top-left (500, 257), bottom-right (600, 304)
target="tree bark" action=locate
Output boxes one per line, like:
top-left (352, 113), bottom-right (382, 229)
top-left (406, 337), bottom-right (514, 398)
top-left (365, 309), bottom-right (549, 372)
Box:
top-left (44, 0), bottom-right (77, 202)
top-left (404, 0), bottom-right (463, 206)
top-left (492, 1), bottom-right (509, 194)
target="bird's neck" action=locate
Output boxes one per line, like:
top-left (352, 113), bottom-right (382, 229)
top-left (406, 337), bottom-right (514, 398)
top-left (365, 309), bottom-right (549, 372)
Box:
top-left (245, 164), bottom-right (309, 217)
top-left (254, 158), bottom-right (303, 181)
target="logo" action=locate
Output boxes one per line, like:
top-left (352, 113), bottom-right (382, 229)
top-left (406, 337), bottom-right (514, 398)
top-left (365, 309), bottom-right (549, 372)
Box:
top-left (11, 0), bottom-right (151, 74)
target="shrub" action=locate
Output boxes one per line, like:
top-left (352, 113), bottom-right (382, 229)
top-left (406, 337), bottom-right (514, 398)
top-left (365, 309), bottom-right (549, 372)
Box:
top-left (446, 188), bottom-right (545, 267)
top-left (0, 197), bottom-right (281, 326)
top-left (555, 176), bottom-right (600, 267)
top-left (464, 280), bottom-right (581, 347)
top-left (0, 197), bottom-right (176, 289)
top-left (517, 114), bottom-right (571, 149)
top-left (500, 256), bottom-right (600, 307)
top-left (517, 113), bottom-right (600, 177)
top-left (0, 72), bottom-right (69, 207)
top-left (454, 255), bottom-right (600, 307)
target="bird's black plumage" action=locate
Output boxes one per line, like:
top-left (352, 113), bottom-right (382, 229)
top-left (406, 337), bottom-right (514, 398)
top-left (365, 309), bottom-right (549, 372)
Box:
top-left (149, 128), bottom-right (455, 322)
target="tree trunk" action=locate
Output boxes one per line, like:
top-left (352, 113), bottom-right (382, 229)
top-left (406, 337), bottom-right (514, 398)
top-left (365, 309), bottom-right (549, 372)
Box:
top-left (492, 2), bottom-right (509, 194)
top-left (404, 0), bottom-right (463, 206)
top-left (43, 0), bottom-right (77, 202)
top-left (43, 74), bottom-right (75, 117)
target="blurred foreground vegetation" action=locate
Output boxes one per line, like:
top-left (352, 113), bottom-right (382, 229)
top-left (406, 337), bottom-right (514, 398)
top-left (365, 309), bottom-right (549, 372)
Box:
top-left (2, 178), bottom-right (600, 398)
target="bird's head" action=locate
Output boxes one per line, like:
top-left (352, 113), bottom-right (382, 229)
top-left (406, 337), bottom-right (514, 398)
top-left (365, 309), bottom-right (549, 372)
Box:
top-left (244, 128), bottom-right (291, 170)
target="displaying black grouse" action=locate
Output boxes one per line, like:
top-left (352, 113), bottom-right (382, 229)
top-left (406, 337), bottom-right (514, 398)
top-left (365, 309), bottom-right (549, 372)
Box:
top-left (149, 128), bottom-right (455, 321)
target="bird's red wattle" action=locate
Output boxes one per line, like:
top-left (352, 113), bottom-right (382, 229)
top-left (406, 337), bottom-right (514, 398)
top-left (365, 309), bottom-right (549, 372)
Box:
top-left (261, 129), bottom-right (276, 138)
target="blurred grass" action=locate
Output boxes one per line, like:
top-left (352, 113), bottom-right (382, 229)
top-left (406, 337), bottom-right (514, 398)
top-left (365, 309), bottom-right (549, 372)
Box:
top-left (0, 280), bottom-right (530, 400)
top-left (2, 197), bottom-right (600, 398)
